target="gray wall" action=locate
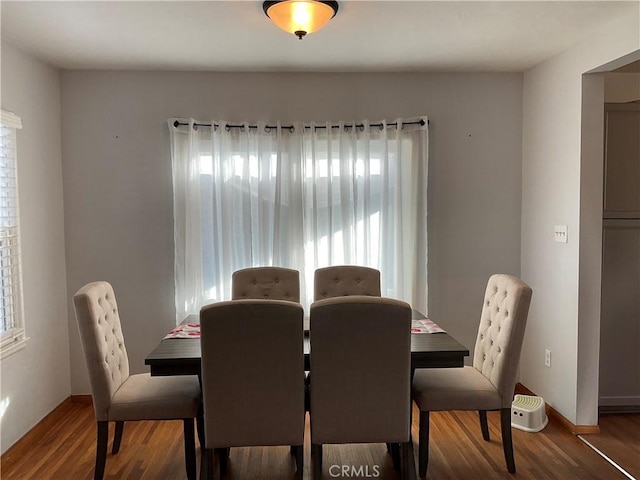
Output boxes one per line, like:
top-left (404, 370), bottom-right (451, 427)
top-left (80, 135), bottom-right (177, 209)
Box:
top-left (0, 41), bottom-right (69, 454)
top-left (521, 11), bottom-right (639, 425)
top-left (605, 72), bottom-right (640, 102)
top-left (61, 71), bottom-right (524, 393)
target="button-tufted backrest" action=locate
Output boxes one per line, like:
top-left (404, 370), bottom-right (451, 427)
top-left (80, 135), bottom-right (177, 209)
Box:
top-left (73, 281), bottom-right (130, 421)
top-left (314, 266), bottom-right (381, 301)
top-left (473, 274), bottom-right (532, 407)
top-left (232, 267), bottom-right (300, 302)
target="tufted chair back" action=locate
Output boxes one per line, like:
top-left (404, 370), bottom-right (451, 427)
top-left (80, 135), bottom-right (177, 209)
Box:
top-left (74, 281), bottom-right (130, 421)
top-left (313, 266), bottom-right (381, 301)
top-left (472, 274), bottom-right (532, 408)
top-left (232, 267), bottom-right (300, 302)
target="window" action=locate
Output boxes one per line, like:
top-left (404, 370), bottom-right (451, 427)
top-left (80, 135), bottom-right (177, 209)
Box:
top-left (169, 118), bottom-right (428, 321)
top-left (0, 110), bottom-right (27, 359)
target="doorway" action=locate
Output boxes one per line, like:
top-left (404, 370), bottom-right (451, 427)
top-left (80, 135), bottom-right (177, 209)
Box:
top-left (599, 99), bottom-right (640, 413)
top-left (578, 57), bottom-right (640, 479)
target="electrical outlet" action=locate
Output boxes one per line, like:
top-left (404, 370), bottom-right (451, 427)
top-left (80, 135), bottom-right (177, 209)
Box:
top-left (554, 225), bottom-right (568, 243)
top-left (545, 349), bottom-right (551, 368)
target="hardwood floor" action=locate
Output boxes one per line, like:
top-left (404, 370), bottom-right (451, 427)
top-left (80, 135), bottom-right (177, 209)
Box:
top-left (580, 413), bottom-right (640, 479)
top-left (0, 400), bottom-right (629, 480)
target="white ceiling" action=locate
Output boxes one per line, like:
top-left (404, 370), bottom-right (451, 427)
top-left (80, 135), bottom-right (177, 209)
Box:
top-left (1, 1), bottom-right (638, 72)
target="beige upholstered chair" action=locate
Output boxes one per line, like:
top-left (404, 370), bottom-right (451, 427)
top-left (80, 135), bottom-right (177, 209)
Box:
top-left (73, 281), bottom-right (201, 480)
top-left (309, 296), bottom-right (413, 479)
top-left (412, 274), bottom-right (532, 476)
top-left (232, 266), bottom-right (300, 302)
top-left (314, 265), bottom-right (381, 301)
top-left (200, 299), bottom-right (305, 479)
top-left (232, 266), bottom-right (308, 417)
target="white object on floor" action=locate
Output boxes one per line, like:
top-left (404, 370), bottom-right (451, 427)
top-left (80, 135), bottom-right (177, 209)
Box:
top-left (577, 434), bottom-right (636, 480)
top-left (511, 394), bottom-right (548, 432)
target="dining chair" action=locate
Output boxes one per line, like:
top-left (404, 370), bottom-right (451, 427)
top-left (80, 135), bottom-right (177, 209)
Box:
top-left (73, 281), bottom-right (201, 480)
top-left (200, 299), bottom-right (305, 479)
top-left (309, 295), bottom-right (413, 479)
top-left (232, 266), bottom-right (300, 302)
top-left (411, 274), bottom-right (533, 476)
top-left (313, 265), bottom-right (381, 301)
top-left (231, 265), bottom-right (309, 427)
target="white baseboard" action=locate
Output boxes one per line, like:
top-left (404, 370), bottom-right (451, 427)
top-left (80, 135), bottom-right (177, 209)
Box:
top-left (598, 395), bottom-right (640, 407)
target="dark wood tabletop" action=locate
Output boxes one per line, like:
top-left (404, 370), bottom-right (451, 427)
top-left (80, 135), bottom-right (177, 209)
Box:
top-left (145, 310), bottom-right (469, 376)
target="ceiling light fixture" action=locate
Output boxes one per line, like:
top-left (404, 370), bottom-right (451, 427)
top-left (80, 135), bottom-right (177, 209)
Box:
top-left (263, 1), bottom-right (339, 40)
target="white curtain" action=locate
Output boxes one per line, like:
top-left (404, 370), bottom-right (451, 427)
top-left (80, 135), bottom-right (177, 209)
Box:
top-left (168, 117), bottom-right (428, 323)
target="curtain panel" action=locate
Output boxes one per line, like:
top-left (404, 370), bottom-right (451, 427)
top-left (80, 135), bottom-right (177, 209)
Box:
top-left (168, 117), bottom-right (428, 323)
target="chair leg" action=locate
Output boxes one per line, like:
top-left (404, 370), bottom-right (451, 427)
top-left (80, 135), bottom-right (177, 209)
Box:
top-left (196, 405), bottom-right (205, 448)
top-left (312, 443), bottom-right (322, 479)
top-left (390, 442), bottom-right (401, 472)
top-left (202, 447), bottom-right (215, 480)
top-left (111, 421), bottom-right (124, 454)
top-left (400, 441), bottom-right (412, 480)
top-left (479, 410), bottom-right (490, 441)
top-left (183, 419), bottom-right (197, 480)
top-left (500, 408), bottom-right (516, 473)
top-left (305, 375), bottom-right (311, 412)
top-left (418, 411), bottom-right (430, 478)
top-left (215, 447), bottom-right (229, 475)
top-left (94, 421), bottom-right (109, 480)
top-left (293, 444), bottom-right (304, 479)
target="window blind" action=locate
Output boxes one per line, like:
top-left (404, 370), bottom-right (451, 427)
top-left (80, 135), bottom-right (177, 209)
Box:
top-left (0, 111), bottom-right (25, 356)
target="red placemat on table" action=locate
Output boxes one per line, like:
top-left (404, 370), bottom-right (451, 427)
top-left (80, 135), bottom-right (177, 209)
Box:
top-left (164, 320), bottom-right (443, 337)
top-left (411, 318), bottom-right (445, 334)
top-left (164, 323), bottom-right (200, 339)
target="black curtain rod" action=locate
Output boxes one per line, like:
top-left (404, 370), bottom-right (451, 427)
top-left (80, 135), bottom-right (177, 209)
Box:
top-left (173, 119), bottom-right (427, 131)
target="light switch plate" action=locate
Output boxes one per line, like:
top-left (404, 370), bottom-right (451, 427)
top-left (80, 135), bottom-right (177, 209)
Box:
top-left (554, 225), bottom-right (568, 243)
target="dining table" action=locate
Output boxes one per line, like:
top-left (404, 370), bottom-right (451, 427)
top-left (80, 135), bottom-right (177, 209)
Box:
top-left (145, 310), bottom-right (469, 376)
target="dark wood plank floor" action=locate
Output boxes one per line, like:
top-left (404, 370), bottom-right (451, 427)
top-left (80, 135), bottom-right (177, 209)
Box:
top-left (581, 413), bottom-right (640, 479)
top-left (0, 400), bottom-right (630, 480)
